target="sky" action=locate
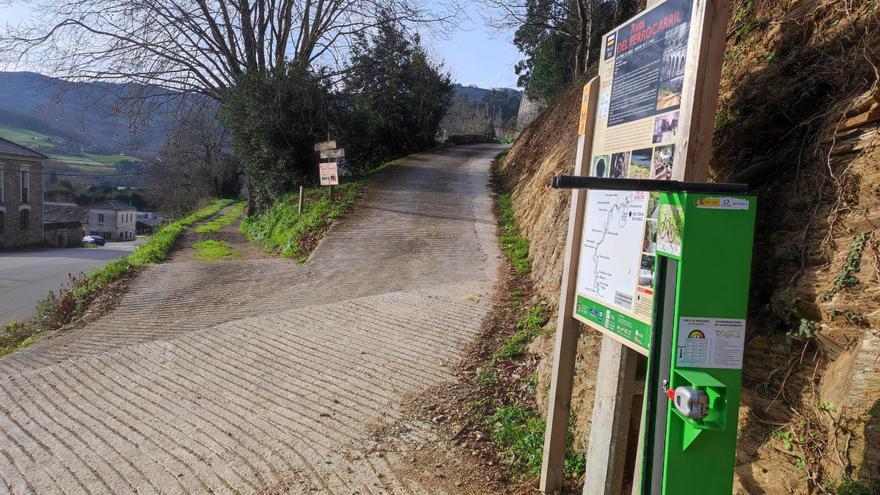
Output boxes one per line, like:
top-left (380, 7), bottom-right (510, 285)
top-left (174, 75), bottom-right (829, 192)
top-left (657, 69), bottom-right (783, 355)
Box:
top-left (424, 4), bottom-right (521, 89)
top-left (0, 2), bottom-right (522, 90)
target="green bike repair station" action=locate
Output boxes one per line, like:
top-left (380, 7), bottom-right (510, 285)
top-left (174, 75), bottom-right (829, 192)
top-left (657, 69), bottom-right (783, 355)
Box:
top-left (553, 176), bottom-right (757, 494)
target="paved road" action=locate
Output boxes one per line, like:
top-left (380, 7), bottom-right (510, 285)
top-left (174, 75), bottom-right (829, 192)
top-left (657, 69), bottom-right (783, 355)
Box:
top-left (0, 241), bottom-right (139, 324)
top-left (0, 144), bottom-right (504, 494)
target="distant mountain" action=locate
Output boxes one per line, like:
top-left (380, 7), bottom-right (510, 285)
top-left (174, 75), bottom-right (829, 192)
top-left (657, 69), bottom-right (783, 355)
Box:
top-left (453, 84), bottom-right (521, 103)
top-left (0, 71), bottom-right (175, 154)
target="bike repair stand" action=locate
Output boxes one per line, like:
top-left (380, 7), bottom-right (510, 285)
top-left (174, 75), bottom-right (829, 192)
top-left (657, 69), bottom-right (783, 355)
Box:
top-left (552, 176), bottom-right (757, 495)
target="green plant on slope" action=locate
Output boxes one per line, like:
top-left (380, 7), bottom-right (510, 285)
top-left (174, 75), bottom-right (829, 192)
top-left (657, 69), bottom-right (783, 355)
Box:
top-left (491, 305), bottom-right (548, 365)
top-left (497, 192), bottom-right (532, 275)
top-left (825, 478), bottom-right (876, 495)
top-left (241, 183), bottom-right (361, 259)
top-left (491, 405), bottom-right (546, 479)
top-left (832, 232), bottom-right (870, 294)
top-left (490, 405), bottom-right (584, 481)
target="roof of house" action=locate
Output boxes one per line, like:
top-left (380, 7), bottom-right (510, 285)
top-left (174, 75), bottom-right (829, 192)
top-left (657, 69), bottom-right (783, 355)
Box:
top-left (43, 202), bottom-right (86, 224)
top-left (0, 137), bottom-right (48, 160)
top-left (90, 200), bottom-right (136, 211)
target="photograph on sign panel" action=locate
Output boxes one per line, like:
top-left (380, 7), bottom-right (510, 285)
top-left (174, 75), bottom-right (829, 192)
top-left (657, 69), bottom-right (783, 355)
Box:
top-left (642, 219), bottom-right (657, 253)
top-left (651, 144), bottom-right (675, 180)
top-left (610, 151), bottom-right (630, 178)
top-left (628, 148), bottom-right (652, 179)
top-left (592, 154), bottom-right (610, 177)
top-left (657, 76), bottom-right (684, 111)
top-left (660, 23), bottom-right (689, 81)
top-left (647, 192), bottom-right (660, 220)
top-left (652, 111), bottom-right (679, 143)
top-left (639, 254), bottom-right (656, 287)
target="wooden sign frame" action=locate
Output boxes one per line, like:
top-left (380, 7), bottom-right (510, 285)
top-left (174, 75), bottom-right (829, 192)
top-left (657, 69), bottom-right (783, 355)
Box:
top-left (539, 0), bottom-right (731, 493)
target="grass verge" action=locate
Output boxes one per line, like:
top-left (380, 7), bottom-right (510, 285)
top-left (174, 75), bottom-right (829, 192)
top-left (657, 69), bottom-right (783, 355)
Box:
top-left (486, 151), bottom-right (585, 483)
top-left (194, 239), bottom-right (242, 261)
top-left (195, 202), bottom-right (245, 234)
top-left (241, 154), bottom-right (415, 261)
top-left (241, 182), bottom-right (361, 261)
top-left (0, 198), bottom-right (234, 355)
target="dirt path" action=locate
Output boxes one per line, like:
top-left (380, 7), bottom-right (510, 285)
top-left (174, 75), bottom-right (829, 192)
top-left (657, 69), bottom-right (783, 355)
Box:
top-left (0, 144), bottom-right (507, 494)
top-left (170, 204), bottom-right (273, 262)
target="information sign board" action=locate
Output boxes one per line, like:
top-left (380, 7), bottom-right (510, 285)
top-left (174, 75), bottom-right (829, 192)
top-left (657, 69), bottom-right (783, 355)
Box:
top-left (319, 162), bottom-right (339, 186)
top-left (573, 0), bottom-right (698, 354)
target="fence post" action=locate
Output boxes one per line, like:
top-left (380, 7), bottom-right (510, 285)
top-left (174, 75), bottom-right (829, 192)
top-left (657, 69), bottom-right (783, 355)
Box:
top-left (298, 186), bottom-right (304, 214)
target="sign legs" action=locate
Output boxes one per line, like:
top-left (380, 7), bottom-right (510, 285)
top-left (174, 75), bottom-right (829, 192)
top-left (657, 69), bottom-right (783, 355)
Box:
top-left (583, 338), bottom-right (640, 495)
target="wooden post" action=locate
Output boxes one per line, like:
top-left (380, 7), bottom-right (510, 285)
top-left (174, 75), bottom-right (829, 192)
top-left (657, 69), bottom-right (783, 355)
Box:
top-left (298, 186), bottom-right (304, 214)
top-left (540, 77), bottom-right (599, 493)
top-left (328, 184), bottom-right (334, 202)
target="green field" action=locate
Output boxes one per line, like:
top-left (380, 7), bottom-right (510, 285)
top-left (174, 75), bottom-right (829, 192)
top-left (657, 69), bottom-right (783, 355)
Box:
top-left (48, 152), bottom-right (141, 169)
top-left (0, 126), bottom-right (61, 150)
top-left (0, 126), bottom-right (141, 170)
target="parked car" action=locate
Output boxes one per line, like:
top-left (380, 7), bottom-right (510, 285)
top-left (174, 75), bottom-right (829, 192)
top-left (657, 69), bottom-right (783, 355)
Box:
top-left (83, 235), bottom-right (106, 246)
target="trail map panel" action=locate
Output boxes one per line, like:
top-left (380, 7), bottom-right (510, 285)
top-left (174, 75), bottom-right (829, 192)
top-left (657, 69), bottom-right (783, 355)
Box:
top-left (574, 191), bottom-right (653, 352)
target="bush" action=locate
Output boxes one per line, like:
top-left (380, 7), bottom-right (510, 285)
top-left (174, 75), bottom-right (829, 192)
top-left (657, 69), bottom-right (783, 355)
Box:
top-left (221, 65), bottom-right (331, 213)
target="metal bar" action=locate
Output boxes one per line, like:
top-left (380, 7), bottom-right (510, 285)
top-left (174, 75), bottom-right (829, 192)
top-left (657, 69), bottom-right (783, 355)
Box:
top-left (550, 176), bottom-right (749, 194)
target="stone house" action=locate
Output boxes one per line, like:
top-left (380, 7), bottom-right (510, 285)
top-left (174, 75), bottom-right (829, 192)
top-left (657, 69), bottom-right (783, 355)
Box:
top-left (87, 200), bottom-right (137, 241)
top-left (43, 202), bottom-right (86, 248)
top-left (0, 137), bottom-right (46, 249)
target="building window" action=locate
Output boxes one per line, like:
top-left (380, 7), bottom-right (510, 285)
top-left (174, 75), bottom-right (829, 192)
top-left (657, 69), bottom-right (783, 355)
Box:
top-left (19, 209), bottom-right (29, 230)
top-left (98, 213), bottom-right (105, 223)
top-left (20, 170), bottom-right (29, 204)
top-left (0, 210), bottom-right (4, 233)
top-left (0, 167), bottom-right (4, 203)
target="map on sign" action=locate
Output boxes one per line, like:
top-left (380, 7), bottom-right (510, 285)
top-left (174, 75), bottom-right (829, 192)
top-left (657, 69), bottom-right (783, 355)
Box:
top-left (577, 191), bottom-right (648, 313)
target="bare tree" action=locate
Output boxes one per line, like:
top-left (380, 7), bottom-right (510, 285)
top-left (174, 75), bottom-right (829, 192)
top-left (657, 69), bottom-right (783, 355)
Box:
top-left (481, 0), bottom-right (641, 77)
top-left (148, 102), bottom-right (240, 214)
top-left (1, 0), bottom-right (460, 100)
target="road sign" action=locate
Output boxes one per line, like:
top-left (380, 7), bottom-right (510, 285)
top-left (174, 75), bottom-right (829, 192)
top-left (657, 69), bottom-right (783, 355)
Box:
top-left (320, 148), bottom-right (345, 159)
top-left (314, 140), bottom-right (336, 152)
top-left (319, 162), bottom-right (338, 186)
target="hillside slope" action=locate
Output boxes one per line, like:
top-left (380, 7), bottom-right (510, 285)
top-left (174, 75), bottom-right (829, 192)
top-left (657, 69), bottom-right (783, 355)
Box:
top-left (0, 71), bottom-right (171, 153)
top-left (502, 0), bottom-right (879, 492)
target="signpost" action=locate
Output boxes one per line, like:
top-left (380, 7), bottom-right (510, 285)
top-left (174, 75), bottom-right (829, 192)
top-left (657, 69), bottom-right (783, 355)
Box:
top-left (315, 140), bottom-right (344, 200)
top-left (539, 0), bottom-right (734, 493)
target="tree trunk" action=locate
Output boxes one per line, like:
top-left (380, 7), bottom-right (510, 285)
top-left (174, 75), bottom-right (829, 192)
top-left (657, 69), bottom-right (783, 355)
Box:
top-left (573, 0), bottom-right (589, 78)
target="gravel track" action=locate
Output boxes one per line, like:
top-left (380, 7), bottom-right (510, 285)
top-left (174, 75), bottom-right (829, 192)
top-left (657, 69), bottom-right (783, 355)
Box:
top-left (0, 144), bottom-right (505, 494)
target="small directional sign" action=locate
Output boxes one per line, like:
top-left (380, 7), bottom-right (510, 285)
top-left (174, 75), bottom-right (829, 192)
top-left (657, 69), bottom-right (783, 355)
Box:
top-left (319, 162), bottom-right (339, 186)
top-left (314, 140), bottom-right (336, 152)
top-left (320, 148), bottom-right (345, 159)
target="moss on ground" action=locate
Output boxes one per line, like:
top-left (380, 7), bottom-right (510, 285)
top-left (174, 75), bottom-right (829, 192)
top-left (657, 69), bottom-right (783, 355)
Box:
top-left (193, 239), bottom-right (242, 261)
